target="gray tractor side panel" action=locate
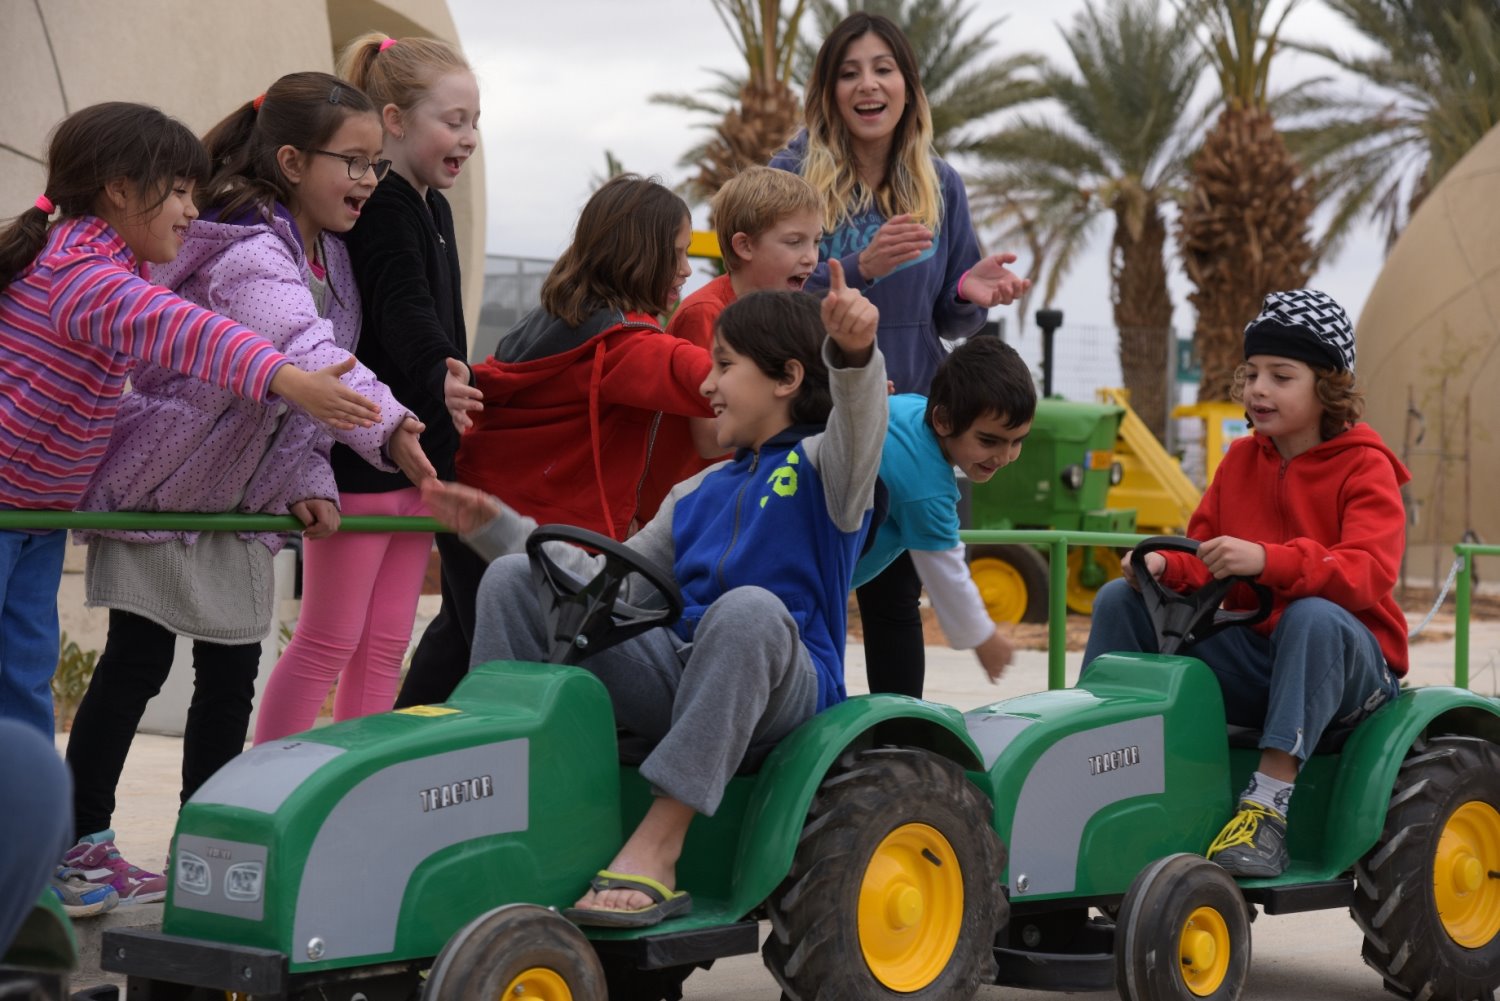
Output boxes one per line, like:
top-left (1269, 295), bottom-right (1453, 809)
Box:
top-left (190, 739), bottom-right (348, 814)
top-left (291, 740), bottom-right (530, 962)
top-left (1007, 715), bottom-right (1165, 896)
top-left (963, 710), bottom-right (1036, 769)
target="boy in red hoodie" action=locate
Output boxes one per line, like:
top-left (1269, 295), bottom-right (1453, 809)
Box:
top-left (1082, 289), bottom-right (1407, 878)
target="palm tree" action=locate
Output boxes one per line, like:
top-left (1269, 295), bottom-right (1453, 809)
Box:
top-left (1285, 0), bottom-right (1500, 253)
top-left (970, 0), bottom-right (1205, 438)
top-left (1174, 0), bottom-right (1317, 401)
top-left (794, 0), bottom-right (1047, 156)
top-left (652, 0), bottom-right (811, 202)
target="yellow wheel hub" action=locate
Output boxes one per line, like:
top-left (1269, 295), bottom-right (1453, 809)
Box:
top-left (500, 966), bottom-right (571, 1000)
top-left (971, 557), bottom-right (1028, 623)
top-left (1065, 547), bottom-right (1121, 615)
top-left (858, 822), bottom-right (964, 992)
top-left (1435, 800), bottom-right (1500, 948)
top-left (1178, 905), bottom-right (1231, 996)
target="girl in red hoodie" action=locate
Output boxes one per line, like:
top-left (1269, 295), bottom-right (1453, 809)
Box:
top-left (397, 175), bottom-right (714, 706)
top-left (1082, 289), bottom-right (1407, 879)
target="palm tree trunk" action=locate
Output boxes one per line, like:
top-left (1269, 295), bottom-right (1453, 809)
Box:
top-left (1180, 106), bottom-right (1315, 400)
top-left (1112, 199), bottom-right (1173, 440)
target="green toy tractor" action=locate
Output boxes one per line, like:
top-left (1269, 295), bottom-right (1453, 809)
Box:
top-left (101, 525), bottom-right (1010, 1000)
top-left (963, 399), bottom-right (1134, 623)
top-left (100, 533), bottom-right (1500, 1000)
top-left (980, 537), bottom-right (1500, 1001)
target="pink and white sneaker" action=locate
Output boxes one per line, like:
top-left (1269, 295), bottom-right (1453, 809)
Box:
top-left (63, 830), bottom-right (167, 905)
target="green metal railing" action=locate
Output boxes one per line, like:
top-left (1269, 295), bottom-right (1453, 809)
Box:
top-left (5, 511), bottom-right (1482, 692)
top-left (0, 512), bottom-right (444, 534)
top-left (1453, 542), bottom-right (1498, 690)
top-left (959, 529), bottom-right (1149, 689)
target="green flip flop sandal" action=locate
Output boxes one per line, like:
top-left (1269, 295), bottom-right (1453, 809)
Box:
top-left (562, 869), bottom-right (693, 928)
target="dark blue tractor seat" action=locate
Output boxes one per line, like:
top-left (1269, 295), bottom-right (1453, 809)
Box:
top-left (1225, 722), bottom-right (1359, 756)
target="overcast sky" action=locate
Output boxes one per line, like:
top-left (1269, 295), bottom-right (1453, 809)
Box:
top-left (451, 0), bottom-right (1388, 335)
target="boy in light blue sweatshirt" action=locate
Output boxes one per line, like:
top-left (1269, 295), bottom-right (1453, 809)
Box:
top-left (852, 336), bottom-right (1037, 695)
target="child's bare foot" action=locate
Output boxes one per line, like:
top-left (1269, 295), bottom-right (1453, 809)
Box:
top-left (572, 849), bottom-right (677, 913)
top-left (572, 797), bottom-right (695, 914)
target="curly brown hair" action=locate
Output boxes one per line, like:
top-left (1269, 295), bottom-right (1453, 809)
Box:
top-left (1232, 363), bottom-right (1364, 440)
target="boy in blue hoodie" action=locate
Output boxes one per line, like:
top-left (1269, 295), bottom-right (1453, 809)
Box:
top-left (421, 260), bottom-right (884, 928)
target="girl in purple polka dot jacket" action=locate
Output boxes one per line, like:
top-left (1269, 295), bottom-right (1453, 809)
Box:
top-left (61, 71), bottom-right (435, 900)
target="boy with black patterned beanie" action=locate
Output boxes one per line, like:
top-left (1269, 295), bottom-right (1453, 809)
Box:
top-left (1081, 288), bottom-right (1408, 878)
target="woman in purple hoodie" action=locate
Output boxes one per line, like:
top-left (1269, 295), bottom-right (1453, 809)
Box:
top-left (771, 13), bottom-right (1029, 700)
top-left (62, 72), bottom-right (434, 903)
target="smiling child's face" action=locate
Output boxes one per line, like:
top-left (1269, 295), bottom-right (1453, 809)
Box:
top-left (935, 409), bottom-right (1030, 483)
top-left (699, 333), bottom-right (796, 451)
top-left (103, 177), bottom-right (198, 264)
top-left (733, 210), bottom-right (822, 293)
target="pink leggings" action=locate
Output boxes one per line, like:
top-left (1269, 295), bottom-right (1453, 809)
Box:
top-left (253, 488), bottom-right (432, 744)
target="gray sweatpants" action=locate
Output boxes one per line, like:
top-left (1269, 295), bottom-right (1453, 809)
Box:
top-left (471, 554), bottom-right (820, 815)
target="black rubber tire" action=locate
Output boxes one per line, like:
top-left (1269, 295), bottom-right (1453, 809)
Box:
top-left (1353, 735), bottom-right (1500, 1001)
top-left (1115, 853), bottom-right (1251, 1001)
top-left (425, 903), bottom-right (607, 1001)
top-left (763, 747), bottom-right (1007, 1000)
top-left (968, 543), bottom-right (1050, 624)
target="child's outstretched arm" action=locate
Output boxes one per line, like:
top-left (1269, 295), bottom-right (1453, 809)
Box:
top-left (911, 546), bottom-right (1013, 682)
top-left (421, 479), bottom-right (680, 604)
top-left (45, 247), bottom-right (380, 427)
top-left (267, 358), bottom-right (383, 430)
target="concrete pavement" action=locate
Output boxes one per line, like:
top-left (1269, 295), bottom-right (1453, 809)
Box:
top-left (60, 601), bottom-right (1500, 997)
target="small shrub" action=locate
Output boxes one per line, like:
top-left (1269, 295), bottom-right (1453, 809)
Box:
top-left (52, 632), bottom-right (99, 730)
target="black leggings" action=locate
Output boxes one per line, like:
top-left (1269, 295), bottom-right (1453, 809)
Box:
top-left (394, 531), bottom-right (488, 708)
top-left (855, 551), bottom-right (926, 698)
top-left (67, 609), bottom-right (259, 837)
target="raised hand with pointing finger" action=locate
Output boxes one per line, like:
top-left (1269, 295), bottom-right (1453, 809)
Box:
top-left (820, 258), bottom-right (878, 366)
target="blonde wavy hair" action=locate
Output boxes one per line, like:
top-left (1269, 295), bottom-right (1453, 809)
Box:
top-left (800, 13), bottom-right (942, 234)
top-left (338, 32), bottom-right (471, 113)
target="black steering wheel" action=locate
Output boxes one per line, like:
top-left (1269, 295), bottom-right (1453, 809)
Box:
top-left (525, 525), bottom-right (683, 666)
top-left (1131, 536), bottom-right (1273, 655)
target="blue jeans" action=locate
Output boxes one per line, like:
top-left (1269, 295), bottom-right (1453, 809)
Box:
top-left (1084, 578), bottom-right (1400, 760)
top-left (0, 718), bottom-right (71, 955)
top-left (0, 530), bottom-right (66, 736)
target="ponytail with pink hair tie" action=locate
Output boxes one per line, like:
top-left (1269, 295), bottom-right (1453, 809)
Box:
top-left (34, 195), bottom-right (54, 214)
top-left (379, 37), bottom-right (398, 52)
top-left (252, 93), bottom-right (266, 112)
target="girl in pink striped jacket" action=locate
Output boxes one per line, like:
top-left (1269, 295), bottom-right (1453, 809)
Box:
top-left (0, 102), bottom-right (379, 746)
top-left (60, 75), bottom-right (439, 905)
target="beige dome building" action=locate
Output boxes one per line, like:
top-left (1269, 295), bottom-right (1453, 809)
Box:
top-left (0, 0), bottom-right (485, 335)
top-left (1357, 125), bottom-right (1500, 585)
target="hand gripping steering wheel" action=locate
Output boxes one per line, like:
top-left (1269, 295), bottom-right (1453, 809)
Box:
top-left (525, 524), bottom-right (684, 666)
top-left (1131, 536), bottom-right (1273, 656)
